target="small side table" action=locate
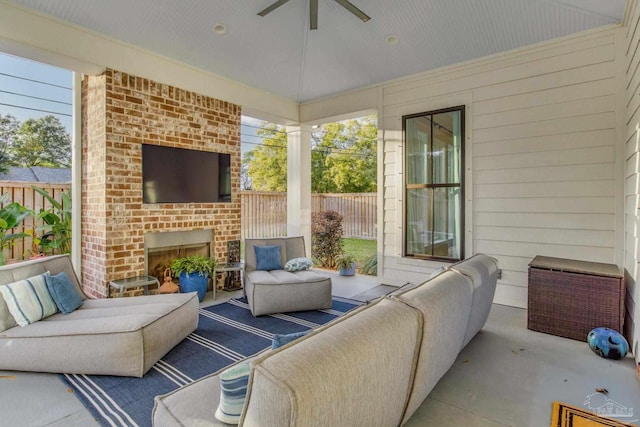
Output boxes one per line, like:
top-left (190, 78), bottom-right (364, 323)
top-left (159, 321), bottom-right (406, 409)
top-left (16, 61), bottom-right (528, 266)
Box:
top-left (214, 262), bottom-right (244, 295)
top-left (110, 275), bottom-right (160, 297)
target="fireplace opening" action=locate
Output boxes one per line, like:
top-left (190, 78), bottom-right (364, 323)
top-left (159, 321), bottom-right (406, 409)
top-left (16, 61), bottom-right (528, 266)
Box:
top-left (144, 229), bottom-right (214, 293)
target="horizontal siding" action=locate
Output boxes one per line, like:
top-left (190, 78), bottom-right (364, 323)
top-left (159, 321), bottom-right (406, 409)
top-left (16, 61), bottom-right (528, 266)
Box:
top-left (382, 27), bottom-right (620, 308)
top-left (624, 0), bottom-right (640, 365)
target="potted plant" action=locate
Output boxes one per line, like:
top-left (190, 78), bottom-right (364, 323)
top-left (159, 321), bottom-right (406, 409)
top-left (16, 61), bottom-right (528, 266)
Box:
top-left (0, 193), bottom-right (32, 265)
top-left (336, 253), bottom-right (357, 276)
top-left (170, 255), bottom-right (217, 302)
top-left (32, 187), bottom-right (72, 256)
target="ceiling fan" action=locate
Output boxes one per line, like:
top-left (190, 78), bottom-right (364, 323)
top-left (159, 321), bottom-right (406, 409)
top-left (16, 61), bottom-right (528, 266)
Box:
top-left (257, 0), bottom-right (371, 30)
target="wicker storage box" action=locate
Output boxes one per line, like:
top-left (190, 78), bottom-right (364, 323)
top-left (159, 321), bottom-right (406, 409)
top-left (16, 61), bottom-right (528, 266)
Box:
top-left (528, 256), bottom-right (624, 341)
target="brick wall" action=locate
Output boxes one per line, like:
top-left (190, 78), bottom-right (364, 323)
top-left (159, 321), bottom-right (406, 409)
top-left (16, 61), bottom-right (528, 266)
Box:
top-left (81, 69), bottom-right (241, 298)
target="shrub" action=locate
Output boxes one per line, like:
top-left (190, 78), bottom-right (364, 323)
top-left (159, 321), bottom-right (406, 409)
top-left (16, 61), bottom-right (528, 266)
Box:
top-left (361, 254), bottom-right (377, 276)
top-left (311, 210), bottom-right (343, 268)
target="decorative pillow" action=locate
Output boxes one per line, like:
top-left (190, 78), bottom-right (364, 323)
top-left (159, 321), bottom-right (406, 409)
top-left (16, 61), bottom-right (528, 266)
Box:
top-left (271, 330), bottom-right (311, 350)
top-left (0, 293), bottom-right (18, 332)
top-left (45, 272), bottom-right (83, 314)
top-left (254, 245), bottom-right (282, 271)
top-left (215, 362), bottom-right (251, 425)
top-left (284, 257), bottom-right (313, 272)
top-left (0, 273), bottom-right (58, 326)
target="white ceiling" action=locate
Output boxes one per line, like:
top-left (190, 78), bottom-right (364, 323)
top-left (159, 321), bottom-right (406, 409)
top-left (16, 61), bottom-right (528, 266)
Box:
top-left (6, 0), bottom-right (627, 104)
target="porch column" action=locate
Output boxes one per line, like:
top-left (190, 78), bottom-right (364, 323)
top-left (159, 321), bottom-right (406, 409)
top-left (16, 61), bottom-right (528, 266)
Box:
top-left (286, 125), bottom-right (312, 256)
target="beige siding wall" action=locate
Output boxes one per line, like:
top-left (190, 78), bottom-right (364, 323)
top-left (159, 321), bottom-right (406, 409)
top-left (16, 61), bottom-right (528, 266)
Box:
top-left (624, 0), bottom-right (640, 368)
top-left (381, 28), bottom-right (622, 308)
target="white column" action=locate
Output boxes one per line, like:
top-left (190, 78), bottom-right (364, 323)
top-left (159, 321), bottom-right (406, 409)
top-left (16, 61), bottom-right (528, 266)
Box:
top-left (286, 125), bottom-right (312, 256)
top-left (71, 72), bottom-right (82, 274)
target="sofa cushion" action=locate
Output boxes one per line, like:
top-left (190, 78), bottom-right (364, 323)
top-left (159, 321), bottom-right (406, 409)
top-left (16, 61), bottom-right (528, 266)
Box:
top-left (284, 257), bottom-right (313, 272)
top-left (394, 269), bottom-right (474, 424)
top-left (254, 245), bottom-right (282, 271)
top-left (45, 271), bottom-right (83, 314)
top-left (241, 298), bottom-right (422, 427)
top-left (0, 273), bottom-right (58, 326)
top-left (214, 362), bottom-right (251, 424)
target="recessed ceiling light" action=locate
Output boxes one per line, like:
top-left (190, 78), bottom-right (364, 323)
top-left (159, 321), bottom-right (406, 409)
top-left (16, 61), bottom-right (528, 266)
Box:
top-left (386, 35), bottom-right (399, 46)
top-left (213, 24), bottom-right (227, 35)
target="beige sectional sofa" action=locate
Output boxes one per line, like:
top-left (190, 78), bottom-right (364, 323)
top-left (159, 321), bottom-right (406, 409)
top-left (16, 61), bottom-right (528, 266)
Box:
top-left (152, 253), bottom-right (498, 426)
top-left (244, 236), bottom-right (332, 316)
top-left (0, 255), bottom-right (199, 377)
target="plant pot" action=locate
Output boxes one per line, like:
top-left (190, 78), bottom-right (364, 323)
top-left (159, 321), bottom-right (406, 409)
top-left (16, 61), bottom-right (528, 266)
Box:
top-left (179, 271), bottom-right (209, 302)
top-left (338, 262), bottom-right (356, 276)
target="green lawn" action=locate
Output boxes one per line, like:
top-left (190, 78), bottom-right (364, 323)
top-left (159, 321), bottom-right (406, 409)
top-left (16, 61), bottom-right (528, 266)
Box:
top-left (342, 238), bottom-right (376, 268)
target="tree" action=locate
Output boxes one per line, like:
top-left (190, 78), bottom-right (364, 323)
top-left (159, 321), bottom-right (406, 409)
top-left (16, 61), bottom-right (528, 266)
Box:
top-left (11, 115), bottom-right (71, 168)
top-left (242, 116), bottom-right (377, 194)
top-left (243, 123), bottom-right (287, 192)
top-left (0, 114), bottom-right (19, 173)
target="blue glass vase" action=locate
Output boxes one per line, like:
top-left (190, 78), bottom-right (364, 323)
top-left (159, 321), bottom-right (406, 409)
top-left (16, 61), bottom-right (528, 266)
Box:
top-left (179, 271), bottom-right (208, 302)
top-left (587, 327), bottom-right (628, 360)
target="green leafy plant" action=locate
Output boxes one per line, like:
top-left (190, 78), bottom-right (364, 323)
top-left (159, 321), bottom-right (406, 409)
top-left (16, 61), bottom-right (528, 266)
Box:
top-left (311, 210), bottom-right (343, 268)
top-left (32, 187), bottom-right (71, 255)
top-left (361, 254), bottom-right (377, 276)
top-left (336, 253), bottom-right (356, 270)
top-left (0, 193), bottom-right (32, 265)
top-left (170, 255), bottom-right (216, 277)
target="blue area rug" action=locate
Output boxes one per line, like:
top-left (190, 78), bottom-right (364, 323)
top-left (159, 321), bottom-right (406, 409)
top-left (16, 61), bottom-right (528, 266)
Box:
top-left (59, 297), bottom-right (360, 427)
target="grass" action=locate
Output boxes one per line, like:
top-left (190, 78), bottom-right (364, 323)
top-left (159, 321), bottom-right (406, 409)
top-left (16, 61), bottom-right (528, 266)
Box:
top-left (342, 238), bottom-right (376, 269)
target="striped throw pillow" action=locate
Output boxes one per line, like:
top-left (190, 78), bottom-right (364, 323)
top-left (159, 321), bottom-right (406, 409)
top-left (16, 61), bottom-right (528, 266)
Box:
top-left (215, 362), bottom-right (251, 424)
top-left (0, 273), bottom-right (58, 326)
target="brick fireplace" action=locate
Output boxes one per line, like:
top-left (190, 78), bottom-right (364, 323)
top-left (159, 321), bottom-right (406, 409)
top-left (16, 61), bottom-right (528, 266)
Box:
top-left (81, 69), bottom-right (241, 298)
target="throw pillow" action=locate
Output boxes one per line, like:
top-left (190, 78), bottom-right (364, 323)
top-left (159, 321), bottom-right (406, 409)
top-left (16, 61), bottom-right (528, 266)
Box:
top-left (0, 293), bottom-right (18, 332)
top-left (0, 273), bottom-right (58, 326)
top-left (284, 257), bottom-right (313, 272)
top-left (45, 272), bottom-right (84, 314)
top-left (271, 330), bottom-right (311, 350)
top-left (215, 362), bottom-right (251, 425)
top-left (254, 245), bottom-right (282, 271)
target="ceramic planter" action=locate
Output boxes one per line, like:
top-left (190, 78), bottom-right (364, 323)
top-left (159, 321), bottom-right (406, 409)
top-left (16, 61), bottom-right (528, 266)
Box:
top-left (179, 271), bottom-right (209, 302)
top-left (338, 262), bottom-right (356, 276)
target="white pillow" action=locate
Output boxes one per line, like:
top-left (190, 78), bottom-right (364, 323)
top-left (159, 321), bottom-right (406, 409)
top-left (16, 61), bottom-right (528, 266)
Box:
top-left (0, 273), bottom-right (58, 326)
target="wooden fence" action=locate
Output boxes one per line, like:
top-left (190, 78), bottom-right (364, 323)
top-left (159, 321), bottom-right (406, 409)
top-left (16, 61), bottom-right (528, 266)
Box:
top-left (240, 191), bottom-right (377, 240)
top-left (0, 181), bottom-right (71, 262)
top-left (1, 186), bottom-right (376, 262)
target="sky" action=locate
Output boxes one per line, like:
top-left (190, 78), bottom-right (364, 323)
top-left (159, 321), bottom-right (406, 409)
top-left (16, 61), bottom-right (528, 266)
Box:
top-left (0, 52), bottom-right (275, 158)
top-left (0, 52), bottom-right (73, 131)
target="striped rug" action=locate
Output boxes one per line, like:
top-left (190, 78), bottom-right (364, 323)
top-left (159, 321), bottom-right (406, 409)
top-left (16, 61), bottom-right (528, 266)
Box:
top-left (59, 297), bottom-right (360, 427)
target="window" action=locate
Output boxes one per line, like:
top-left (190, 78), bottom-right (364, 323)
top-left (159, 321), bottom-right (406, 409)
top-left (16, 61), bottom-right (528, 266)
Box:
top-left (403, 106), bottom-right (464, 261)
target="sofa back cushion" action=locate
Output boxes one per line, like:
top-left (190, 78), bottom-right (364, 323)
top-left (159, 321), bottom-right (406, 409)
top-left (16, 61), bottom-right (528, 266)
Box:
top-left (394, 269), bottom-right (474, 423)
top-left (450, 254), bottom-right (498, 348)
top-left (244, 237), bottom-right (306, 272)
top-left (241, 298), bottom-right (422, 427)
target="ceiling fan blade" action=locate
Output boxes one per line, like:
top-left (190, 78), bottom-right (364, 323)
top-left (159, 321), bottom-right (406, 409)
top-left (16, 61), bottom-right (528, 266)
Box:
top-left (257, 0), bottom-right (291, 17)
top-left (310, 0), bottom-right (318, 30)
top-left (334, 0), bottom-right (371, 22)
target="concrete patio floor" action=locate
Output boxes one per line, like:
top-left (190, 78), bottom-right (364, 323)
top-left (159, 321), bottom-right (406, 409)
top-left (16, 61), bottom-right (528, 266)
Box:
top-left (1, 271), bottom-right (638, 427)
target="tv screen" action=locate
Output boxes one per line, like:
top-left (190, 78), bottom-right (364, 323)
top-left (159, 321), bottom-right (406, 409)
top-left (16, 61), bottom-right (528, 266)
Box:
top-left (142, 144), bottom-right (231, 203)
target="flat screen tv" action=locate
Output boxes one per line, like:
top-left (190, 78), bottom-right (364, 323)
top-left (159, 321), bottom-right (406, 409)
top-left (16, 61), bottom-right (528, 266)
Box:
top-left (142, 144), bottom-right (231, 204)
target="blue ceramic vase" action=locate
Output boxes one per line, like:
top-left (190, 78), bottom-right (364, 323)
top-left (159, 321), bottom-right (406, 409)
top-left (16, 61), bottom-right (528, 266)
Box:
top-left (586, 327), bottom-right (628, 360)
top-left (179, 271), bottom-right (208, 302)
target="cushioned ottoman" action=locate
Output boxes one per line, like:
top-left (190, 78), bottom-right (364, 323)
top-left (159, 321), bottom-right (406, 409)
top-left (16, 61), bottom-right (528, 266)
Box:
top-left (0, 255), bottom-right (199, 377)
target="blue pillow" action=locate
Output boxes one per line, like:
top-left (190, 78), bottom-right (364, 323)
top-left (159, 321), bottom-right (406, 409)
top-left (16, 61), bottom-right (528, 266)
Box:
top-left (271, 330), bottom-right (310, 350)
top-left (215, 362), bottom-right (251, 424)
top-left (254, 245), bottom-right (282, 271)
top-left (45, 272), bottom-right (83, 314)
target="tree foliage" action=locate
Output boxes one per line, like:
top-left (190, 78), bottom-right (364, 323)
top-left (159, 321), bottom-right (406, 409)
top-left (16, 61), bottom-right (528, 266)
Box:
top-left (11, 116), bottom-right (71, 168)
top-left (242, 116), bottom-right (377, 193)
top-left (0, 114), bottom-right (19, 173)
top-left (311, 210), bottom-right (344, 268)
top-left (244, 123), bottom-right (287, 191)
